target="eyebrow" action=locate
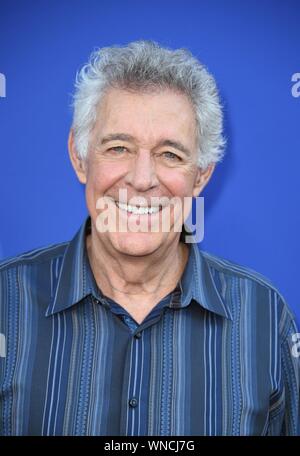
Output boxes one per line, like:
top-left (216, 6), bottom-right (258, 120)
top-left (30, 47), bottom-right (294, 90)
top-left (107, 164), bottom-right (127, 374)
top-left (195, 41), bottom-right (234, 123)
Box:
top-left (100, 133), bottom-right (191, 156)
top-left (100, 133), bottom-right (135, 145)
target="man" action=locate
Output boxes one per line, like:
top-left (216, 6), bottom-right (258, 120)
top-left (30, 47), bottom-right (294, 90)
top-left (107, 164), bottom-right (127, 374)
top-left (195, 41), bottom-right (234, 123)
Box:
top-left (0, 41), bottom-right (299, 436)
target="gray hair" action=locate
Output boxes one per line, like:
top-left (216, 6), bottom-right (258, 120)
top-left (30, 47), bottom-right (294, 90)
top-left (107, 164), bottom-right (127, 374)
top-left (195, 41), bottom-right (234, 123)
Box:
top-left (71, 40), bottom-right (226, 169)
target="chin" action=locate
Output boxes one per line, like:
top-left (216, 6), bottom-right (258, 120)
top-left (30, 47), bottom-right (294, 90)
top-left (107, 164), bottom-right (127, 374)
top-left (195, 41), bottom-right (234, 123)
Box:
top-left (110, 231), bottom-right (165, 257)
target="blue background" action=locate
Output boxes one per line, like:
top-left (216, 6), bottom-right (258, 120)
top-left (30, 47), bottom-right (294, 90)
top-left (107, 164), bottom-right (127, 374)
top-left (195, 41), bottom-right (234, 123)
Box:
top-left (0, 0), bottom-right (299, 325)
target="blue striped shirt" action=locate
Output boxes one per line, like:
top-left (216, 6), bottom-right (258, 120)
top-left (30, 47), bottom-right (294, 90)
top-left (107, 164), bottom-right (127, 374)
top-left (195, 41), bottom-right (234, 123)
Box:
top-left (0, 217), bottom-right (299, 435)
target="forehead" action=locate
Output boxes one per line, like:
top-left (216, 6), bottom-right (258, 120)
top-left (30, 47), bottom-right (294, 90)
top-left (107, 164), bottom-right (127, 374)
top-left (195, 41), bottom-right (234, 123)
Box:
top-left (93, 87), bottom-right (197, 145)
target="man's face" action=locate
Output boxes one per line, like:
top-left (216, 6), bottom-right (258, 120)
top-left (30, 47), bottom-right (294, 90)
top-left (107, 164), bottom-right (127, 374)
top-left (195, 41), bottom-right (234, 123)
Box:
top-left (70, 87), bottom-right (213, 257)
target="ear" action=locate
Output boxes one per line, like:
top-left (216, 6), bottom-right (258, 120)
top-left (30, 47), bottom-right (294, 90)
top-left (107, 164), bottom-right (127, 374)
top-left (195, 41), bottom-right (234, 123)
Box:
top-left (192, 163), bottom-right (215, 197)
top-left (68, 129), bottom-right (87, 184)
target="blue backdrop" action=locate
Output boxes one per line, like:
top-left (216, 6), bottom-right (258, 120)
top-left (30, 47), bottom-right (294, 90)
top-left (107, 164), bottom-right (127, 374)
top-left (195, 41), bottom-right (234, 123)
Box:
top-left (0, 0), bottom-right (299, 325)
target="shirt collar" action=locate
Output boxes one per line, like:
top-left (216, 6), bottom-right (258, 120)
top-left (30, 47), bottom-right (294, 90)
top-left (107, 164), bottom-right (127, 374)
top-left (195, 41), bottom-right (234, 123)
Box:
top-left (46, 217), bottom-right (232, 320)
top-left (45, 217), bottom-right (98, 316)
top-left (177, 241), bottom-right (232, 320)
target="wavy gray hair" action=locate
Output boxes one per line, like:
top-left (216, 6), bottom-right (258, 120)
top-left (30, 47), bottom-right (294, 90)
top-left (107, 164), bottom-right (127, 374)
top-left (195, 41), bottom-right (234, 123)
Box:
top-left (71, 40), bottom-right (226, 169)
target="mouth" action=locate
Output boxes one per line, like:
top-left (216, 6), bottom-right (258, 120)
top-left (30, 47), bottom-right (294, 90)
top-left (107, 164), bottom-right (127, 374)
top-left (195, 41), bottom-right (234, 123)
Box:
top-left (115, 201), bottom-right (163, 215)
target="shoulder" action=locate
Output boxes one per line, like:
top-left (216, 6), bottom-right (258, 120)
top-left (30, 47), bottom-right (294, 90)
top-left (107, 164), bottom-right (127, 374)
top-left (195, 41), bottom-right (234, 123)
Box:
top-left (0, 241), bottom-right (71, 331)
top-left (200, 249), bottom-right (295, 334)
top-left (0, 241), bottom-right (69, 274)
top-left (201, 250), bottom-right (280, 293)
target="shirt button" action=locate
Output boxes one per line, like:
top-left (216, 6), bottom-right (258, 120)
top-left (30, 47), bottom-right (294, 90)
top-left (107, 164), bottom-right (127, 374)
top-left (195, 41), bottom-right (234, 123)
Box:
top-left (134, 332), bottom-right (142, 339)
top-left (129, 398), bottom-right (138, 408)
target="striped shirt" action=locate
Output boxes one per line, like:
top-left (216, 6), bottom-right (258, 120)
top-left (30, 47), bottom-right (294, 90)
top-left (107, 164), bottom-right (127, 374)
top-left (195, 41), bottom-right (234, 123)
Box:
top-left (0, 217), bottom-right (299, 435)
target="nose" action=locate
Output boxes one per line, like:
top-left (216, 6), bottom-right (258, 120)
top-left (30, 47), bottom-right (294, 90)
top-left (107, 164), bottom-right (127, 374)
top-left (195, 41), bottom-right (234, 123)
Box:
top-left (124, 150), bottom-right (159, 192)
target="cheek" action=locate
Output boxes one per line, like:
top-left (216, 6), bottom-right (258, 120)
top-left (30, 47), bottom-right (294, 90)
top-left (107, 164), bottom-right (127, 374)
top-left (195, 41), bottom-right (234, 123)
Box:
top-left (159, 170), bottom-right (196, 197)
top-left (86, 162), bottom-right (127, 195)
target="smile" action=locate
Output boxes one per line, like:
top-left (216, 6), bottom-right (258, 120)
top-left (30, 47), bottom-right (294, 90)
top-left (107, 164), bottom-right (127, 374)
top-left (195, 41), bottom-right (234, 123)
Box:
top-left (115, 201), bottom-right (162, 215)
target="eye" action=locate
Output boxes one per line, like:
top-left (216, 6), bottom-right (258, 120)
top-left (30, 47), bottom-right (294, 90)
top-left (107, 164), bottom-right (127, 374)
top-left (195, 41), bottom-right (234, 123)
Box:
top-left (108, 146), bottom-right (127, 154)
top-left (162, 151), bottom-right (182, 161)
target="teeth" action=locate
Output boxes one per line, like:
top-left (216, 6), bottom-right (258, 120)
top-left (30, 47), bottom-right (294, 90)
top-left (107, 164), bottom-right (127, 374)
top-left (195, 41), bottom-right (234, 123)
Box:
top-left (116, 202), bottom-right (160, 215)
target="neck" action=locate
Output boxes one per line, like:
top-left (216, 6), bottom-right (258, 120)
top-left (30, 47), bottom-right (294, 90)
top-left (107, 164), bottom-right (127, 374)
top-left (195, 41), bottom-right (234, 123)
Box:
top-left (86, 230), bottom-right (188, 302)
